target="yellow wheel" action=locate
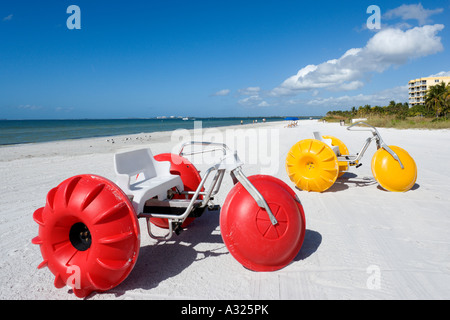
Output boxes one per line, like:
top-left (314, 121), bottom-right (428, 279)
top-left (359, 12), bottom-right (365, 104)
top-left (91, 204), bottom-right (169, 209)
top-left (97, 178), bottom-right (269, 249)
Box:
top-left (371, 146), bottom-right (417, 192)
top-left (286, 139), bottom-right (339, 192)
top-left (322, 135), bottom-right (349, 177)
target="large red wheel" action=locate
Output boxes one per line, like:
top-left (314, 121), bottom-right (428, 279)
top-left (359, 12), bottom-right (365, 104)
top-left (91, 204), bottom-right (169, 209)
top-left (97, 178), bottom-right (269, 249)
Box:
top-left (32, 175), bottom-right (140, 298)
top-left (220, 175), bottom-right (306, 271)
top-left (150, 153), bottom-right (203, 229)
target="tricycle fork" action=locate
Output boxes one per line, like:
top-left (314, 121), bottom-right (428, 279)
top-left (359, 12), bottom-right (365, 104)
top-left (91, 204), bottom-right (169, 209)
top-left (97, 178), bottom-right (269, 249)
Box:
top-left (346, 122), bottom-right (405, 169)
top-left (231, 167), bottom-right (278, 226)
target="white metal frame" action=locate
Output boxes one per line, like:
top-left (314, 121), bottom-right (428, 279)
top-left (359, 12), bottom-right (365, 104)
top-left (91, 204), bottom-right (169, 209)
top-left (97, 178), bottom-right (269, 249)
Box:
top-left (119, 141), bottom-right (279, 240)
top-left (334, 122), bottom-right (404, 169)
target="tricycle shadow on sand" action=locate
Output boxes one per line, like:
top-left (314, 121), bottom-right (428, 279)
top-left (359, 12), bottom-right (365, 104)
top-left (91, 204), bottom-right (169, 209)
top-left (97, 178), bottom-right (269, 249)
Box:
top-left (293, 171), bottom-right (419, 193)
top-left (86, 213), bottom-right (321, 299)
top-left (309, 172), bottom-right (378, 193)
top-left (94, 211), bottom-right (227, 299)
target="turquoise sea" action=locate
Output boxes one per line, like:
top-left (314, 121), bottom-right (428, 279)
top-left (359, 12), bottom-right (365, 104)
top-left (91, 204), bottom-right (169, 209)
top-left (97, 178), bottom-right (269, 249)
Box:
top-left (0, 117), bottom-right (317, 146)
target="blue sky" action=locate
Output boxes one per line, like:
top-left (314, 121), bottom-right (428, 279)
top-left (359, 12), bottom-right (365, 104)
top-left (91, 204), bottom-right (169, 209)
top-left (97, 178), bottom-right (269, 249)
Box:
top-left (1, 0), bottom-right (449, 119)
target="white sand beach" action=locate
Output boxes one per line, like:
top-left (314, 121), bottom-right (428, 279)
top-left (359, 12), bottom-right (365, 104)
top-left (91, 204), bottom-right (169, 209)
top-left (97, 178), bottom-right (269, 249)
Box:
top-left (1, 119), bottom-right (449, 300)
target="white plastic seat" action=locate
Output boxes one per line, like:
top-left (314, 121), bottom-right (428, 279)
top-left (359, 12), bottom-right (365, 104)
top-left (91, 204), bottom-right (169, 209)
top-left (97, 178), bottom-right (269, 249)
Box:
top-left (114, 148), bottom-right (184, 214)
top-left (313, 132), bottom-right (340, 156)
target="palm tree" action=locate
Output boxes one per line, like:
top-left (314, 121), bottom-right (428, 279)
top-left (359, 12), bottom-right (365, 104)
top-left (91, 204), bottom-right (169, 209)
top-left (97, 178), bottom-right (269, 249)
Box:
top-left (443, 84), bottom-right (450, 117)
top-left (425, 82), bottom-right (446, 118)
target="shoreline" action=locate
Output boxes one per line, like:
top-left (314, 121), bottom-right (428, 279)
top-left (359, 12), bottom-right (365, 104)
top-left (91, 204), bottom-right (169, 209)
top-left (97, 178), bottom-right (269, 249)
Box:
top-left (0, 120), bottom-right (288, 162)
top-left (0, 117), bottom-right (303, 147)
top-left (0, 119), bottom-right (285, 146)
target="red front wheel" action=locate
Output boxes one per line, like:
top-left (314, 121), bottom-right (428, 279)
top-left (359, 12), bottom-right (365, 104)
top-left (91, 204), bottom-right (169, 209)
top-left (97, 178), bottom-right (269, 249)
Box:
top-left (220, 175), bottom-right (306, 271)
top-left (32, 174), bottom-right (140, 298)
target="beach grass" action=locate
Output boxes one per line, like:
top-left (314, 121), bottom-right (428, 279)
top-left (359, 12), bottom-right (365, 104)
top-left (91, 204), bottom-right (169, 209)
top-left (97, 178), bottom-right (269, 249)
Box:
top-left (322, 115), bottom-right (450, 129)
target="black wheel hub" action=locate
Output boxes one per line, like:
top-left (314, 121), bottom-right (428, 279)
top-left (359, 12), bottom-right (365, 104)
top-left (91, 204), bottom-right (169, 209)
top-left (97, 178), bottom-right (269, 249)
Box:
top-left (69, 222), bottom-right (92, 251)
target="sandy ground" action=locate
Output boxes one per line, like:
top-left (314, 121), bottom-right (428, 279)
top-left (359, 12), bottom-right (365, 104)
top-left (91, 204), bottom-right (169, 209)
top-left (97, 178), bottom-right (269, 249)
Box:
top-left (1, 120), bottom-right (449, 300)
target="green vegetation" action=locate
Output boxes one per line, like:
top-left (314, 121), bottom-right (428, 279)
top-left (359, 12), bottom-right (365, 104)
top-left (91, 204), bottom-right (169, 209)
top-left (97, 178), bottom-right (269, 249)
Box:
top-left (322, 83), bottom-right (450, 129)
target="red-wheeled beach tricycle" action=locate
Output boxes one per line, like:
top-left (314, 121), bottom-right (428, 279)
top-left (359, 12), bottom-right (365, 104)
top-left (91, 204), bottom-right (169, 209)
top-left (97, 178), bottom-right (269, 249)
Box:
top-left (32, 141), bottom-right (306, 297)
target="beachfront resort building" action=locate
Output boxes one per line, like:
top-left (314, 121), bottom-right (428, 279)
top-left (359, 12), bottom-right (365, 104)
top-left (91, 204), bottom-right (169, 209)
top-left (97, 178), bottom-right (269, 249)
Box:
top-left (408, 76), bottom-right (450, 107)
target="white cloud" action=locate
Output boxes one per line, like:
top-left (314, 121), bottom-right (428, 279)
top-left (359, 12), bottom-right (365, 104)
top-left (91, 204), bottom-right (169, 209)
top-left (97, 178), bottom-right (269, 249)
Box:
top-left (55, 107), bottom-right (74, 112)
top-left (304, 85), bottom-right (408, 107)
top-left (236, 87), bottom-right (272, 107)
top-left (384, 3), bottom-right (443, 26)
top-left (238, 86), bottom-right (261, 95)
top-left (272, 24), bottom-right (444, 96)
top-left (238, 95), bottom-right (262, 106)
top-left (428, 71), bottom-right (450, 77)
top-left (17, 104), bottom-right (42, 110)
top-left (211, 89), bottom-right (230, 96)
top-left (237, 93), bottom-right (271, 107)
top-left (365, 24), bottom-right (444, 63)
top-left (2, 14), bottom-right (13, 21)
top-left (329, 81), bottom-right (365, 92)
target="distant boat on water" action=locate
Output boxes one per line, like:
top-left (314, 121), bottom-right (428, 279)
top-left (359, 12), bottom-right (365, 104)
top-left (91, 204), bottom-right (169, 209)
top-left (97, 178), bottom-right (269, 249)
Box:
top-left (182, 117), bottom-right (189, 120)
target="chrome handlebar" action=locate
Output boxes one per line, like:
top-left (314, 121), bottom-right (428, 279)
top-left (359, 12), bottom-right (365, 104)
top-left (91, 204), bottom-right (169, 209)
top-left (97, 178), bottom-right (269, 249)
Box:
top-left (346, 122), bottom-right (404, 169)
top-left (178, 141), bottom-right (231, 157)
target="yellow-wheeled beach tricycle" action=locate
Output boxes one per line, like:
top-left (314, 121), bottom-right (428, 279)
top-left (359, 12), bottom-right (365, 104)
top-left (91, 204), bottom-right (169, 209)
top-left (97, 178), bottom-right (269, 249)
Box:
top-left (286, 122), bottom-right (417, 193)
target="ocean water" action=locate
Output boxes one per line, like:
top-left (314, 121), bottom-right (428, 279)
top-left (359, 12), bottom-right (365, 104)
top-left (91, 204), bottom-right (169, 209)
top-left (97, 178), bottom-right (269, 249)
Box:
top-left (0, 117), bottom-right (303, 146)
